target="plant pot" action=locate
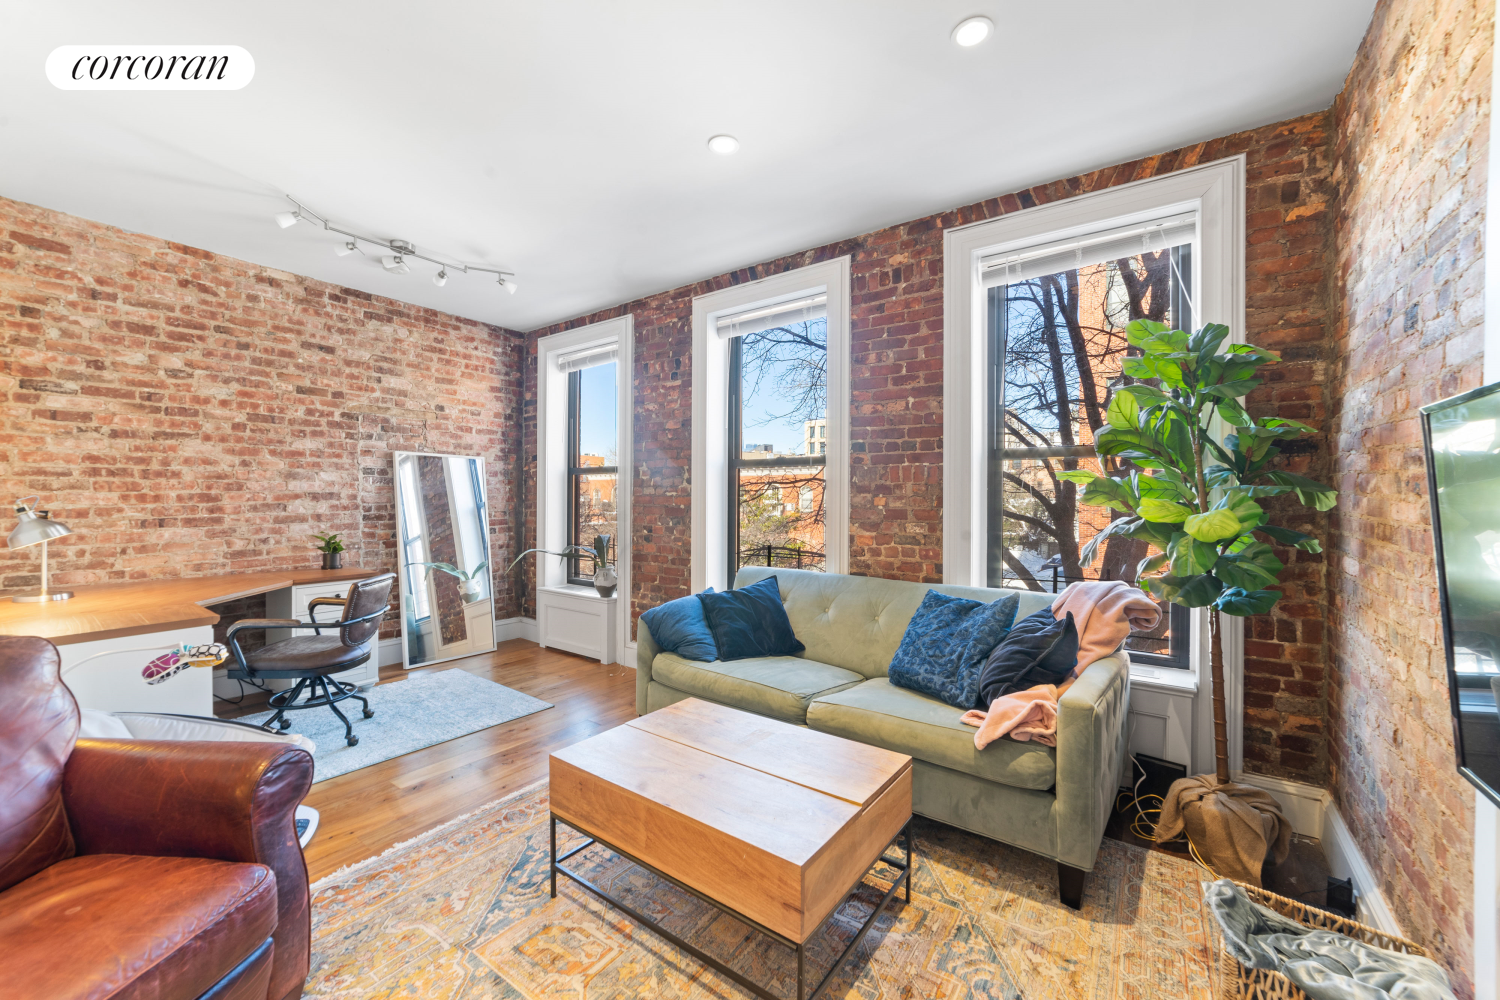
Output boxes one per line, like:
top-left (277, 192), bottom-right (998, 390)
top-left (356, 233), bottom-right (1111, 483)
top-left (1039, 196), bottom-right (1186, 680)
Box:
top-left (321, 551), bottom-right (342, 570)
top-left (593, 563), bottom-right (618, 599)
top-left (458, 578), bottom-right (484, 604)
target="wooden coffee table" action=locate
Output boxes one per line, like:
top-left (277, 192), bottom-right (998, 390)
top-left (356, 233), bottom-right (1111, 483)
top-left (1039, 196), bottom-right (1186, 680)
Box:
top-left (548, 697), bottom-right (914, 1000)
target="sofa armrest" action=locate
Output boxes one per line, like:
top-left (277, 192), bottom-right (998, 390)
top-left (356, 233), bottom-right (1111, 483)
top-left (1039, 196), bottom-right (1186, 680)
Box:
top-left (63, 739), bottom-right (315, 1000)
top-left (1052, 652), bottom-right (1130, 871)
top-left (637, 622), bottom-right (661, 716)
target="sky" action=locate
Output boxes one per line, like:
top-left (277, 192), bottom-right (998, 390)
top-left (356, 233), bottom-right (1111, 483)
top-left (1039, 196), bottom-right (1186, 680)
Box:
top-left (577, 362), bottom-right (617, 460)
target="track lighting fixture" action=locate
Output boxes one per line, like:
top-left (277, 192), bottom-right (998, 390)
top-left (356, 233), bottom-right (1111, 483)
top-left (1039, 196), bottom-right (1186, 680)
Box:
top-left (273, 196), bottom-right (517, 293)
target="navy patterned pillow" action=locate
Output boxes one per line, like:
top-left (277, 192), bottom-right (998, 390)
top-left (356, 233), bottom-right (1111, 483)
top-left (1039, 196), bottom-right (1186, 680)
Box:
top-left (887, 590), bottom-right (1020, 708)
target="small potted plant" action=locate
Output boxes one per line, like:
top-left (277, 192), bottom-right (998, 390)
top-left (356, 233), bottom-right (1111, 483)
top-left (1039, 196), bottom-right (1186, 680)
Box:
top-left (313, 532), bottom-right (345, 570)
top-left (411, 561), bottom-right (490, 603)
top-left (509, 534), bottom-right (616, 598)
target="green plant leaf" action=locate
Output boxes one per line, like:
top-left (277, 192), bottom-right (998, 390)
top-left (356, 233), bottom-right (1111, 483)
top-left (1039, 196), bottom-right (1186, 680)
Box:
top-left (1138, 498), bottom-right (1192, 523)
top-left (1256, 524), bottom-right (1324, 553)
top-left (1136, 551), bottom-right (1169, 577)
top-left (1183, 508), bottom-right (1241, 542)
top-left (1215, 587), bottom-right (1282, 616)
top-left (1106, 390), bottom-right (1140, 430)
top-left (1081, 477), bottom-right (1135, 511)
top-left (1168, 532), bottom-right (1219, 576)
top-left (1094, 427), bottom-right (1175, 464)
top-left (1057, 470), bottom-right (1099, 484)
top-left (1189, 323), bottom-right (1231, 360)
top-left (1261, 471), bottom-right (1338, 512)
top-left (1079, 516), bottom-right (1135, 567)
top-left (1166, 573), bottom-right (1225, 607)
top-left (1126, 318), bottom-right (1169, 347)
top-left (1221, 491), bottom-right (1267, 530)
top-left (1120, 384), bottom-right (1171, 408)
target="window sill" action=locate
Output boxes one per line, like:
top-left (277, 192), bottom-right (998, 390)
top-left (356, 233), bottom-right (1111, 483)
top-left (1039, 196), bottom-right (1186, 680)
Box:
top-left (1129, 663), bottom-right (1198, 694)
top-left (539, 584), bottom-right (617, 602)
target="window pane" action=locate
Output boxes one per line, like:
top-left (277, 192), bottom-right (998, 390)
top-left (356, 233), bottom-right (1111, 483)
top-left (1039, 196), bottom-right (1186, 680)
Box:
top-left (987, 245), bottom-right (1191, 665)
top-left (577, 362), bottom-right (617, 463)
top-left (737, 467), bottom-right (826, 571)
top-left (571, 361), bottom-right (618, 582)
top-left (733, 315), bottom-right (827, 576)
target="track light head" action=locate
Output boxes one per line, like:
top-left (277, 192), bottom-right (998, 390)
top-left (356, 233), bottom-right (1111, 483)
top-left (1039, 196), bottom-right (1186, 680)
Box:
top-left (274, 211), bottom-right (300, 229)
top-left (498, 275), bottom-right (518, 295)
top-left (335, 241), bottom-right (358, 257)
top-left (432, 269), bottom-right (448, 287)
top-left (381, 254), bottom-right (411, 275)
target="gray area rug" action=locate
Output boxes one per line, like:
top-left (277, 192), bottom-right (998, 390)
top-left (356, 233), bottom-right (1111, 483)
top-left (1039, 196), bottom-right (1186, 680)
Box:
top-left (242, 668), bottom-right (552, 782)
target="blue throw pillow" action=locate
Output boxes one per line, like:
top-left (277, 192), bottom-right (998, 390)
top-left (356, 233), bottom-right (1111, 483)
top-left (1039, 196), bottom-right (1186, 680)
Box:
top-left (697, 576), bottom-right (805, 660)
top-left (888, 591), bottom-right (1020, 709)
top-left (639, 588), bottom-right (719, 661)
top-left (975, 607), bottom-right (1080, 708)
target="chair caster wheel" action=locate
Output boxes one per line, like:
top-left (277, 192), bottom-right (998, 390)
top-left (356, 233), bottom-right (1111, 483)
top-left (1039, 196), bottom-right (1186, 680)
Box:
top-left (346, 735), bottom-right (359, 747)
top-left (362, 708), bottom-right (375, 718)
top-left (278, 719), bottom-right (292, 730)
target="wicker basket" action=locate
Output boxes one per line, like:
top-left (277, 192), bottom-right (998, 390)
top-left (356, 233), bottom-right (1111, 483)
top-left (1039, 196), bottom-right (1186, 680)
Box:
top-left (1219, 882), bottom-right (1427, 999)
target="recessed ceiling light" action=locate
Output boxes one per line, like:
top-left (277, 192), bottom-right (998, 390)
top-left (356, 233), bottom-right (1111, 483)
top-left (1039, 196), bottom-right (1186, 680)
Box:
top-left (952, 15), bottom-right (993, 47)
top-left (707, 134), bottom-right (740, 155)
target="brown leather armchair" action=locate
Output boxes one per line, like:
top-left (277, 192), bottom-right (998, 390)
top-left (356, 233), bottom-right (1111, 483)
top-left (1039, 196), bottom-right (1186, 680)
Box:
top-left (0, 635), bottom-right (314, 1000)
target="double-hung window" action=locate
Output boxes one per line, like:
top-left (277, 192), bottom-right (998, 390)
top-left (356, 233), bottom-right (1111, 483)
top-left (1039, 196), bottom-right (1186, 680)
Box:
top-left (690, 258), bottom-right (851, 592)
top-left (723, 294), bottom-right (828, 575)
top-left (983, 216), bottom-right (1196, 668)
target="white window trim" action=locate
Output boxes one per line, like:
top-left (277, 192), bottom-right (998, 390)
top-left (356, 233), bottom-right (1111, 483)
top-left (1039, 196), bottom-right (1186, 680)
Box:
top-left (535, 314), bottom-right (634, 662)
top-left (941, 156), bottom-right (1246, 777)
top-left (691, 257), bottom-right (851, 592)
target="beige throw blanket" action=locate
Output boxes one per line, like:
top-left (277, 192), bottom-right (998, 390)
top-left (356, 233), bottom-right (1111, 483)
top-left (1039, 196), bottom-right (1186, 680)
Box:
top-left (1156, 775), bottom-right (1291, 886)
top-left (961, 581), bottom-right (1161, 749)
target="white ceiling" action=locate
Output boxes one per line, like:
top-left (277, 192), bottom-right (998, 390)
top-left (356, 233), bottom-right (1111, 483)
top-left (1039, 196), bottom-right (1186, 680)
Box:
top-left (0, 1), bottom-right (1373, 332)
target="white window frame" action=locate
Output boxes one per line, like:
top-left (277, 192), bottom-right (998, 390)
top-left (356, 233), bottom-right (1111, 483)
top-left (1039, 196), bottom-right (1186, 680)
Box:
top-left (941, 156), bottom-right (1246, 777)
top-left (691, 257), bottom-right (851, 592)
top-left (535, 314), bottom-right (633, 659)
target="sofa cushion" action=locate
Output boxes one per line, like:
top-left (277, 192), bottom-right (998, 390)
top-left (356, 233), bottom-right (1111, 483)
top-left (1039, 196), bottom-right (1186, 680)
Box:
top-left (806, 678), bottom-right (1057, 791)
top-left (0, 853), bottom-right (278, 1000)
top-left (732, 566), bottom-right (1055, 680)
top-left (651, 653), bottom-right (863, 724)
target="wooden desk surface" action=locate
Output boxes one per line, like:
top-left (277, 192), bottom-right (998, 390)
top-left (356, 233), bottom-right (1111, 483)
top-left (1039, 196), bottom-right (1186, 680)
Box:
top-left (0, 568), bottom-right (377, 645)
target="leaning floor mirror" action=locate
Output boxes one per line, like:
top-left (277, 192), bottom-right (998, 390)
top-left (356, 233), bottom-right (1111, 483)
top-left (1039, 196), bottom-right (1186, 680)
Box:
top-left (393, 451), bottom-right (497, 668)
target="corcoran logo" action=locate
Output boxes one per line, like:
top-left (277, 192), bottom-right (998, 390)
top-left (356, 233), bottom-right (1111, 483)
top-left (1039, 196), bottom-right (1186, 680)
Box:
top-left (46, 46), bottom-right (254, 90)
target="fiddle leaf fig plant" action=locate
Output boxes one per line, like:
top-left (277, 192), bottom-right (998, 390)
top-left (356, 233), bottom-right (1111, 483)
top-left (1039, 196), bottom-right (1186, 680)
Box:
top-left (1060, 319), bottom-right (1335, 783)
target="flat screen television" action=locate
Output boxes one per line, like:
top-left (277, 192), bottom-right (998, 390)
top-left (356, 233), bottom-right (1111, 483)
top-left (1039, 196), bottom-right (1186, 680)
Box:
top-left (1422, 380), bottom-right (1500, 809)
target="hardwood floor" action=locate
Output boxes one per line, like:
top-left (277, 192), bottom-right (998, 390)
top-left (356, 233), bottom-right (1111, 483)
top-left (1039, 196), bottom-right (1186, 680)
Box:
top-left (216, 639), bottom-right (636, 882)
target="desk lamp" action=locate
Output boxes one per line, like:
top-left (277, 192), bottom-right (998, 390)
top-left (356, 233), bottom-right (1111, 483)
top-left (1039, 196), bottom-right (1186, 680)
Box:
top-left (8, 496), bottom-right (73, 603)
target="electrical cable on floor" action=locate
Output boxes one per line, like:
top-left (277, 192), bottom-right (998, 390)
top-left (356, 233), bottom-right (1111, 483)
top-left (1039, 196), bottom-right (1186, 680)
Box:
top-left (1115, 733), bottom-right (1223, 879)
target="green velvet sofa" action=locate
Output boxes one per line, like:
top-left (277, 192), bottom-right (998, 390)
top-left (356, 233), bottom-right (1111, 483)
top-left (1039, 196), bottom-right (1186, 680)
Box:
top-left (635, 566), bottom-right (1130, 909)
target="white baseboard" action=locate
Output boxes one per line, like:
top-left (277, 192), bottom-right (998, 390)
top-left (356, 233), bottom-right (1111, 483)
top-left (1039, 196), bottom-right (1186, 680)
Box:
top-left (1322, 799), bottom-right (1403, 938)
top-left (1232, 770), bottom-right (1329, 839)
top-left (377, 636), bottom-right (402, 668)
top-left (494, 617), bottom-right (538, 643)
top-left (622, 639), bottom-right (637, 668)
top-left (1231, 770), bottom-right (1402, 938)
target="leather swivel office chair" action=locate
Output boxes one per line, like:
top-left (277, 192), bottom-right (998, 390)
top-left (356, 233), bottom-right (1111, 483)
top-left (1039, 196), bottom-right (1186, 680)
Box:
top-left (226, 573), bottom-right (395, 747)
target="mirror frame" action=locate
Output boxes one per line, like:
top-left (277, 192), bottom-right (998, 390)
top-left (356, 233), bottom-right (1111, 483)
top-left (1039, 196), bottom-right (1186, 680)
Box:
top-left (392, 450), bottom-right (497, 670)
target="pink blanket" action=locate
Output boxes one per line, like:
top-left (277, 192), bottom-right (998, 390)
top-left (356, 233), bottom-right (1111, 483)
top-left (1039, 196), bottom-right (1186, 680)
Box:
top-left (961, 581), bottom-right (1161, 749)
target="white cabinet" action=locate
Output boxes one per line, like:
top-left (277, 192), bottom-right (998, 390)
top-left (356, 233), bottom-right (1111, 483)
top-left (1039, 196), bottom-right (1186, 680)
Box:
top-left (537, 585), bottom-right (618, 664)
top-left (62, 625), bottom-right (216, 715)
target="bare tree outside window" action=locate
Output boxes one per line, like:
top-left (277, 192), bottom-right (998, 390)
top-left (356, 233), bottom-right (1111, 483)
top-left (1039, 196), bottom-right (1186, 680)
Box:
top-left (731, 318), bottom-right (828, 573)
top-left (989, 246), bottom-right (1191, 666)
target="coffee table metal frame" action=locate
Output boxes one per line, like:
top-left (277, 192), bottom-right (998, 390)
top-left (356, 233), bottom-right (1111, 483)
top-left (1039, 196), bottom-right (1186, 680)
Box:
top-left (549, 812), bottom-right (914, 1000)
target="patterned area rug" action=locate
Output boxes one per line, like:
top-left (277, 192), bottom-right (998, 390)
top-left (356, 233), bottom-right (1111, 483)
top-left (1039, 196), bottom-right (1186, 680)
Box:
top-left (308, 782), bottom-right (1221, 999)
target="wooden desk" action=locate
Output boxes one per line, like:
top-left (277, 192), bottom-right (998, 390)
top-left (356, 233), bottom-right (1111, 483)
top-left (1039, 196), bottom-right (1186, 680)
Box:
top-left (0, 568), bottom-right (376, 646)
top-left (0, 568), bottom-right (378, 716)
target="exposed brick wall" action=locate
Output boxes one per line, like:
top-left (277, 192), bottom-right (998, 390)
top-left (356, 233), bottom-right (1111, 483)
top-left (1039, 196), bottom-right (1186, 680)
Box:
top-left (0, 196), bottom-right (527, 636)
top-left (525, 115), bottom-right (1339, 786)
top-left (1327, 0), bottom-right (1491, 991)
